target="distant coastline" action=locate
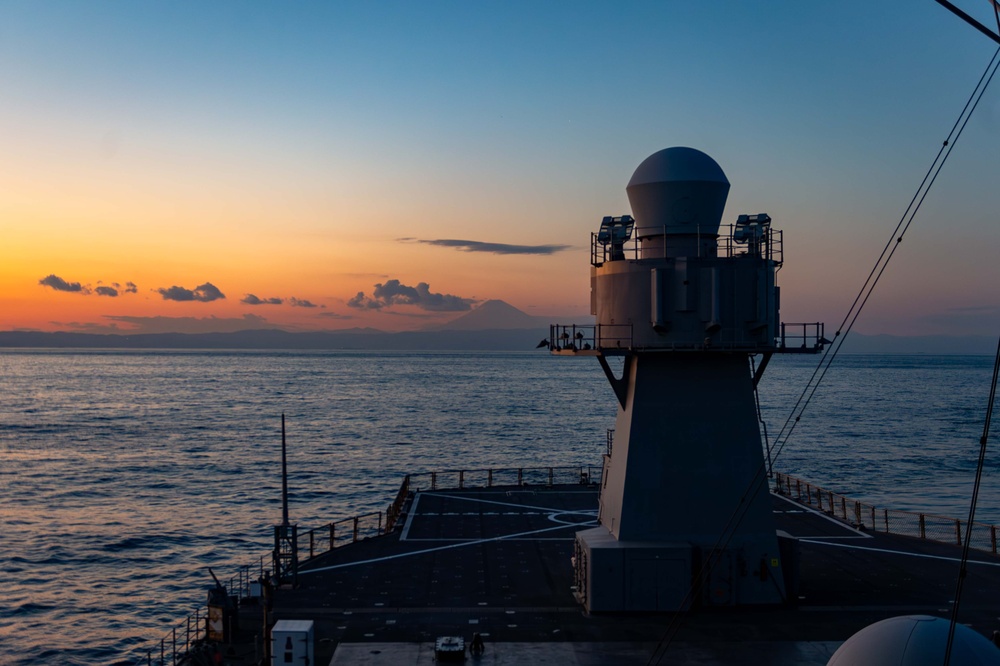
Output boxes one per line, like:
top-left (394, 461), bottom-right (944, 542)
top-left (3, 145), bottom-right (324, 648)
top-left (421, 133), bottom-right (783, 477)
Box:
top-left (0, 328), bottom-right (551, 352)
top-left (0, 329), bottom-right (994, 355)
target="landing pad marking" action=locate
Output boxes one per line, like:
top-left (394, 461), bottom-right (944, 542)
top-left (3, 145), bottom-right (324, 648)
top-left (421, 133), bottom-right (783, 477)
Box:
top-left (773, 493), bottom-right (872, 539)
top-left (400, 491), bottom-right (597, 542)
top-left (799, 538), bottom-right (1000, 567)
top-left (300, 521), bottom-right (588, 574)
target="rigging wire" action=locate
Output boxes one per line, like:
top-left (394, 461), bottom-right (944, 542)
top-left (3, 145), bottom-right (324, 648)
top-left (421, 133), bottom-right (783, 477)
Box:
top-left (751, 355), bottom-right (774, 478)
top-left (768, 44), bottom-right (1000, 467)
top-left (647, 45), bottom-right (1000, 666)
top-left (942, 334), bottom-right (1000, 666)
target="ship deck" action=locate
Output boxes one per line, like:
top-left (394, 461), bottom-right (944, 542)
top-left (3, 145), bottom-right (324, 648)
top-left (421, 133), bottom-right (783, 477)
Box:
top-left (241, 483), bottom-right (1000, 665)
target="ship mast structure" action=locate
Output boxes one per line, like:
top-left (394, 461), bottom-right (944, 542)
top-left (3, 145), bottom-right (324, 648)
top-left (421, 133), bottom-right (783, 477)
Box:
top-left (552, 147), bottom-right (825, 611)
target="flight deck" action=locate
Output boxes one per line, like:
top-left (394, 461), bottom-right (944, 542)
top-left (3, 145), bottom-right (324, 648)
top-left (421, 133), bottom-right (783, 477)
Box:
top-left (246, 483), bottom-right (1000, 665)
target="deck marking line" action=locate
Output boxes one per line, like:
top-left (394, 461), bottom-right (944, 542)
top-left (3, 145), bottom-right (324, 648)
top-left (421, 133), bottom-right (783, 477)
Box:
top-left (400, 537), bottom-right (577, 543)
top-left (773, 493), bottom-right (872, 539)
top-left (399, 493), bottom-right (420, 541)
top-left (301, 522), bottom-right (593, 574)
top-left (424, 491), bottom-right (595, 515)
top-left (799, 538), bottom-right (1000, 567)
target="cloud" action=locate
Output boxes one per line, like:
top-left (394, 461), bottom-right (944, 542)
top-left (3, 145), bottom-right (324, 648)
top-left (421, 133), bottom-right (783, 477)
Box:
top-left (318, 312), bottom-right (353, 320)
top-left (242, 294), bottom-right (284, 306)
top-left (414, 238), bottom-right (572, 255)
top-left (289, 298), bottom-right (319, 308)
top-left (39, 274), bottom-right (89, 294)
top-left (347, 291), bottom-right (383, 310)
top-left (39, 275), bottom-right (139, 296)
top-left (348, 279), bottom-right (474, 312)
top-left (157, 282), bottom-right (226, 302)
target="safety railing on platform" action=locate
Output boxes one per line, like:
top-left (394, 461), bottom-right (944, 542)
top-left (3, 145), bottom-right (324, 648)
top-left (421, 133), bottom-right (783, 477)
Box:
top-left (590, 223), bottom-right (784, 266)
top-left (125, 463), bottom-right (602, 665)
top-left (549, 323), bottom-right (633, 352)
top-left (774, 472), bottom-right (1000, 555)
top-left (409, 464), bottom-right (602, 493)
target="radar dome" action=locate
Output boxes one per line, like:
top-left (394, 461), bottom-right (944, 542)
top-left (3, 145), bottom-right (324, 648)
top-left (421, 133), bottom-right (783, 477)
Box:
top-left (626, 147), bottom-right (730, 236)
top-left (827, 615), bottom-right (1000, 666)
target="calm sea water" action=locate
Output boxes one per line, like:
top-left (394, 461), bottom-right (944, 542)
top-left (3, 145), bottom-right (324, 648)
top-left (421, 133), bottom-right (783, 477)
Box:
top-left (1, 350), bottom-right (998, 664)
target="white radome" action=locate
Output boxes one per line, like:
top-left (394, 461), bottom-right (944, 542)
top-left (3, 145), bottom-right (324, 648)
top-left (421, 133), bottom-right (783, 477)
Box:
top-left (828, 615), bottom-right (1000, 666)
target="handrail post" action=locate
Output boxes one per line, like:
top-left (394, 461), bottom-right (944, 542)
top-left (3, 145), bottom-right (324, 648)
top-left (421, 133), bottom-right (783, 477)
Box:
top-left (431, 472), bottom-right (437, 490)
top-left (172, 627), bottom-right (177, 666)
top-left (353, 516), bottom-right (359, 543)
top-left (488, 469), bottom-right (493, 487)
top-left (955, 519), bottom-right (962, 545)
top-left (330, 523), bottom-right (335, 551)
top-left (992, 525), bottom-right (997, 554)
top-left (883, 509), bottom-right (889, 533)
top-left (379, 511), bottom-right (383, 534)
top-left (459, 470), bottom-right (464, 489)
top-left (518, 468), bottom-right (523, 485)
top-left (548, 467), bottom-right (553, 486)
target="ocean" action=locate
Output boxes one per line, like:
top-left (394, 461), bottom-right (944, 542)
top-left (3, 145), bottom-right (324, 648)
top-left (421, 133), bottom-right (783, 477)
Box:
top-left (1, 350), bottom-right (998, 664)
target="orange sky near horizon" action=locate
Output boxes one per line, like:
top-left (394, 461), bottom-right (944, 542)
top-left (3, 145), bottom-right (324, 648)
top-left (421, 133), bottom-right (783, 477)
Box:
top-left (4, 2), bottom-right (1000, 337)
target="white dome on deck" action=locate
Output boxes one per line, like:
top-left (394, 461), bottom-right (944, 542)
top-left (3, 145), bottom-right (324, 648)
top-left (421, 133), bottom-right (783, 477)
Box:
top-left (828, 615), bottom-right (1000, 666)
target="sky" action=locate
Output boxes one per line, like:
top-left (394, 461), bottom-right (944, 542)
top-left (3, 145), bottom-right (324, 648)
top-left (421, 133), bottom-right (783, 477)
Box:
top-left (2, 1), bottom-right (1000, 335)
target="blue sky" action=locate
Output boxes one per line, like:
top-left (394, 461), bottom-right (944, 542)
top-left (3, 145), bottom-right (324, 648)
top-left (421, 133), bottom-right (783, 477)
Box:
top-left (2, 1), bottom-right (1000, 335)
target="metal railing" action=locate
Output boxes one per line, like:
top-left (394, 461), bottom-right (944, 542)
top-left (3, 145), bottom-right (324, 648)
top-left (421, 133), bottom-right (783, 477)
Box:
top-left (775, 472), bottom-right (1000, 555)
top-left (406, 464), bottom-right (602, 492)
top-left (777, 322), bottom-right (826, 353)
top-left (591, 224), bottom-right (784, 266)
top-left (125, 463), bottom-right (602, 664)
top-left (549, 323), bottom-right (632, 352)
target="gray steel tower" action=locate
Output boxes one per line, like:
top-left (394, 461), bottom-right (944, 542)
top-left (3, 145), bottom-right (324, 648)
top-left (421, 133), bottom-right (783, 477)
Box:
top-left (552, 147), bottom-right (823, 612)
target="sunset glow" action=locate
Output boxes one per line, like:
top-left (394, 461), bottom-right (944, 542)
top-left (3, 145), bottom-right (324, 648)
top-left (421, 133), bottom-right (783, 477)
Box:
top-left (3, 2), bottom-right (1000, 335)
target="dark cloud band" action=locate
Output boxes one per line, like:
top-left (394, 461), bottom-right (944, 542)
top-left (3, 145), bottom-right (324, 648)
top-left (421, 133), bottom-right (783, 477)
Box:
top-left (157, 282), bottom-right (226, 302)
top-left (417, 239), bottom-right (571, 255)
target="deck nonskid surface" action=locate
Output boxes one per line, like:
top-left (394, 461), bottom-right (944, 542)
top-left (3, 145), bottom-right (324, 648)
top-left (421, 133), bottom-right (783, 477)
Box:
top-left (265, 484), bottom-right (1000, 665)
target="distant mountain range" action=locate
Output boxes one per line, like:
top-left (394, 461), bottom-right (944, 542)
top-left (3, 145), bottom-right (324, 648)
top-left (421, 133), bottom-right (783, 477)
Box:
top-left (0, 299), bottom-right (994, 354)
top-left (0, 300), bottom-right (570, 351)
top-left (423, 299), bottom-right (548, 331)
